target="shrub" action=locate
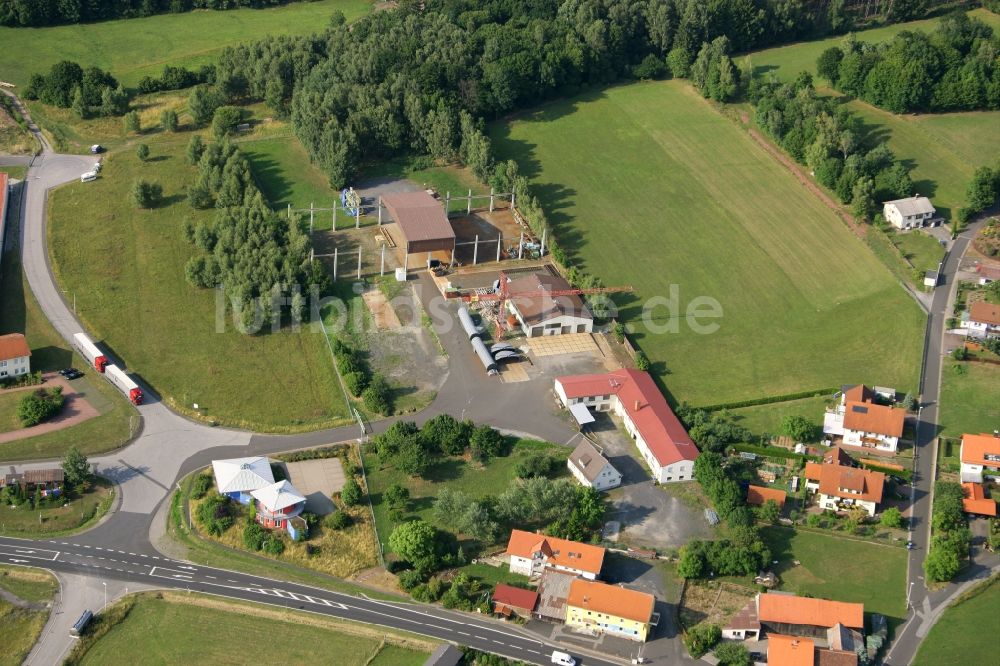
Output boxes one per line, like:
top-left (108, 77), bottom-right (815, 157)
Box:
top-left (684, 623), bottom-right (721, 658)
top-left (262, 535), bottom-right (285, 555)
top-left (343, 370), bottom-right (368, 397)
top-left (190, 474), bottom-right (213, 499)
top-left (340, 477), bottom-right (362, 506)
top-left (397, 569), bottom-right (424, 591)
top-left (243, 521), bottom-right (266, 551)
top-left (469, 425), bottom-right (504, 463)
top-left (880, 507), bottom-right (904, 529)
top-left (196, 494), bottom-right (234, 536)
top-left (129, 179), bottom-right (162, 209)
top-left (715, 642), bottom-right (751, 666)
top-left (160, 109), bottom-right (179, 132)
top-left (514, 454), bottom-right (555, 478)
top-left (17, 388), bottom-right (65, 427)
top-left (136, 143), bottom-right (150, 162)
top-left (212, 105), bottom-right (243, 139)
top-left (361, 374), bottom-right (392, 414)
top-left (123, 110), bottom-right (140, 133)
top-left (324, 511), bottom-right (351, 530)
top-left (635, 350), bottom-right (650, 371)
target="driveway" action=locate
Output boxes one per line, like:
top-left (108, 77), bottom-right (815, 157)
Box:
top-left (586, 414), bottom-right (713, 551)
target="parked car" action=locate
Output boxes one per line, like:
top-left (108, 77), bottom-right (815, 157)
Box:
top-left (93, 161), bottom-right (102, 172)
top-left (58, 367), bottom-right (76, 376)
top-left (906, 541), bottom-right (915, 550)
top-left (61, 368), bottom-right (84, 380)
top-left (551, 652), bottom-right (576, 666)
top-left (90, 144), bottom-right (103, 154)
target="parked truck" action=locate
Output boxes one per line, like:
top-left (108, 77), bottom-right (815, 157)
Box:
top-left (105, 364), bottom-right (143, 405)
top-left (72, 333), bottom-right (108, 372)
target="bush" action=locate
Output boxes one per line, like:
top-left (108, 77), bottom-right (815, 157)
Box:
top-left (340, 477), bottom-right (362, 507)
top-left (17, 388), bottom-right (65, 427)
top-left (635, 350), bottom-right (650, 371)
top-left (130, 179), bottom-right (162, 209)
top-left (123, 110), bottom-right (140, 133)
top-left (136, 143), bottom-right (150, 161)
top-left (343, 370), bottom-right (368, 397)
top-left (160, 109), bottom-right (179, 132)
top-left (715, 642), bottom-right (751, 666)
top-left (196, 494), bottom-right (234, 536)
top-left (469, 425), bottom-right (504, 463)
top-left (684, 623), bottom-right (721, 658)
top-left (780, 414), bottom-right (817, 442)
top-left (361, 374), bottom-right (392, 414)
top-left (190, 474), bottom-right (213, 499)
top-left (880, 507), bottom-right (904, 529)
top-left (397, 569), bottom-right (424, 591)
top-left (324, 511), bottom-right (351, 530)
top-left (514, 454), bottom-right (555, 478)
top-left (243, 521), bottom-right (267, 551)
top-left (212, 105), bottom-right (243, 139)
top-left (262, 535), bottom-right (285, 555)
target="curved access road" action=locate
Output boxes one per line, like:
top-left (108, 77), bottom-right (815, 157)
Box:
top-left (4, 91), bottom-right (608, 665)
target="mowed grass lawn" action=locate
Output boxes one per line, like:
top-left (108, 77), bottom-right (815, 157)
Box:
top-left (367, 439), bottom-right (568, 556)
top-left (492, 81), bottom-right (924, 406)
top-left (914, 575), bottom-right (999, 666)
top-left (0, 185), bottom-right (134, 461)
top-left (939, 363), bottom-right (1000, 436)
top-left (0, 0), bottom-right (372, 89)
top-left (74, 593), bottom-right (430, 666)
top-left (729, 395), bottom-right (830, 438)
top-left (762, 526), bottom-right (907, 620)
top-left (750, 8), bottom-right (1000, 221)
top-left (48, 131), bottom-right (350, 431)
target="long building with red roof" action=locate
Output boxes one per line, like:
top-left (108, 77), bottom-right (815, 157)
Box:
top-left (554, 369), bottom-right (699, 483)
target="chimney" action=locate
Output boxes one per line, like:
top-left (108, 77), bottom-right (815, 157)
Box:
top-left (634, 400), bottom-right (642, 411)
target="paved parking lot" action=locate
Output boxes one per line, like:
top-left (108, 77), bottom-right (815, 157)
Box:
top-left (283, 458), bottom-right (346, 516)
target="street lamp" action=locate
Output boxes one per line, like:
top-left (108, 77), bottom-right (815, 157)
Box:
top-left (61, 290), bottom-right (76, 314)
top-left (102, 581), bottom-right (107, 612)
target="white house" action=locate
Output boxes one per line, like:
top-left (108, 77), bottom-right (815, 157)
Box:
top-left (505, 273), bottom-right (593, 337)
top-left (960, 433), bottom-right (1000, 483)
top-left (0, 333), bottom-right (31, 379)
top-left (804, 454), bottom-right (885, 517)
top-left (505, 529), bottom-right (605, 580)
top-left (567, 440), bottom-right (622, 491)
top-left (211, 457), bottom-right (275, 504)
top-left (554, 369), bottom-right (699, 484)
top-left (883, 196), bottom-right (936, 230)
top-left (823, 384), bottom-right (904, 453)
top-left (960, 301), bottom-right (1000, 340)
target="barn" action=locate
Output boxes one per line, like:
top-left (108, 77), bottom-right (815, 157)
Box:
top-left (380, 191), bottom-right (456, 269)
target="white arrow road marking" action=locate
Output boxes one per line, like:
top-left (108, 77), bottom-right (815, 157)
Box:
top-left (0, 547), bottom-right (60, 561)
top-left (8, 558), bottom-right (29, 563)
top-left (177, 565), bottom-right (197, 571)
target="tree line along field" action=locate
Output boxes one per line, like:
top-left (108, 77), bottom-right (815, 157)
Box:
top-left (0, 0), bottom-right (372, 90)
top-left (47, 127), bottom-right (351, 432)
top-left (492, 80), bottom-right (924, 407)
top-left (750, 8), bottom-right (1000, 221)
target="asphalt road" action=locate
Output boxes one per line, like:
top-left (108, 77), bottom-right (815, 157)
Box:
top-left (0, 535), bottom-right (618, 666)
top-left (884, 219), bottom-right (992, 665)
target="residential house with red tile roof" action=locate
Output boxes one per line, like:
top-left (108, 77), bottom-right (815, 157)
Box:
top-left (554, 369), bottom-right (699, 484)
top-left (747, 485), bottom-right (787, 508)
top-left (961, 301), bottom-right (1000, 339)
top-left (565, 578), bottom-right (656, 642)
top-left (804, 452), bottom-right (885, 517)
top-left (960, 433), bottom-right (1000, 483)
top-left (823, 385), bottom-right (905, 453)
top-left (492, 584), bottom-right (539, 619)
top-left (0, 333), bottom-right (31, 380)
top-left (757, 592), bottom-right (864, 638)
top-left (505, 529), bottom-right (605, 580)
top-left (961, 482), bottom-right (997, 516)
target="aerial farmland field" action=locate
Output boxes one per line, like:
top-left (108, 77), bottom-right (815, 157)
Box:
top-left (492, 80), bottom-right (924, 406)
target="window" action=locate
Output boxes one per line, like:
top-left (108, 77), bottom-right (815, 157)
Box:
top-left (666, 477), bottom-right (672, 481)
top-left (0, 361), bottom-right (6, 367)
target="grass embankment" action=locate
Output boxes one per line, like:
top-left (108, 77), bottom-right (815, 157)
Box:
top-left (67, 592), bottom-right (432, 666)
top-left (939, 363), bottom-right (1000, 437)
top-left (492, 80), bottom-right (924, 407)
top-left (0, 1), bottom-right (373, 90)
top-left (0, 187), bottom-right (133, 461)
top-left (367, 438), bottom-right (568, 557)
top-left (0, 478), bottom-right (114, 537)
top-left (913, 575), bottom-right (999, 666)
top-left (47, 124), bottom-right (350, 432)
top-left (0, 566), bottom-right (58, 666)
top-left (749, 8), bottom-right (1000, 223)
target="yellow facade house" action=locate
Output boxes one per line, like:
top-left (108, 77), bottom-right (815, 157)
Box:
top-left (565, 578), bottom-right (655, 642)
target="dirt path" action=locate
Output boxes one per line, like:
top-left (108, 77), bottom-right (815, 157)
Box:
top-left (747, 128), bottom-right (867, 239)
top-left (0, 587), bottom-right (47, 611)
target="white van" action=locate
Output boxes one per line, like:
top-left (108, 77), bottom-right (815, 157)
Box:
top-left (551, 651), bottom-right (576, 666)
top-left (80, 171), bottom-right (97, 182)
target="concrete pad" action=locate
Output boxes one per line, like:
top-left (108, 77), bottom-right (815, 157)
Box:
top-left (284, 458), bottom-right (346, 516)
top-left (499, 362), bottom-right (530, 383)
top-left (527, 333), bottom-right (600, 358)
